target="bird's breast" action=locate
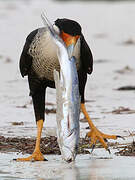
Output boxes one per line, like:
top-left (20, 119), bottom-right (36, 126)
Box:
top-left (29, 28), bottom-right (81, 81)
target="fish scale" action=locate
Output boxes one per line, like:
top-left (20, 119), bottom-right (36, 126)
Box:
top-left (41, 13), bottom-right (80, 162)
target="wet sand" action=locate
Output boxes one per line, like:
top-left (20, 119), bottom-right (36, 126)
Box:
top-left (0, 136), bottom-right (90, 155)
top-left (1, 152), bottom-right (135, 180)
top-left (1, 0), bottom-right (135, 179)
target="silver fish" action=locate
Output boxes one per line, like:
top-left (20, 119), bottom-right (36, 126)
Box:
top-left (41, 13), bottom-right (80, 162)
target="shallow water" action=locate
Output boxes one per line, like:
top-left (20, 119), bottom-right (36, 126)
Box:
top-left (1, 151), bottom-right (135, 180)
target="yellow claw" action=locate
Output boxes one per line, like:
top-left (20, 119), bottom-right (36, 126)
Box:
top-left (16, 119), bottom-right (47, 162)
top-left (17, 150), bottom-right (46, 161)
top-left (87, 128), bottom-right (108, 150)
top-left (81, 103), bottom-right (120, 152)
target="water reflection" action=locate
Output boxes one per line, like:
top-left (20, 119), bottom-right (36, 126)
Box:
top-left (1, 153), bottom-right (135, 180)
top-left (63, 166), bottom-right (80, 180)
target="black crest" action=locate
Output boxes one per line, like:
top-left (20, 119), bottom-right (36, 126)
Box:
top-left (55, 18), bottom-right (82, 36)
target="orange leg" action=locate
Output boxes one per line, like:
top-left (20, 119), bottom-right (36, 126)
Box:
top-left (16, 119), bottom-right (47, 161)
top-left (81, 103), bottom-right (122, 152)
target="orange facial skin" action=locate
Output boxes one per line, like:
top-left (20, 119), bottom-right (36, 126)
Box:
top-left (60, 31), bottom-right (80, 47)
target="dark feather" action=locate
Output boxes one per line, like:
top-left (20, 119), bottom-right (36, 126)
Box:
top-left (19, 29), bottom-right (38, 77)
top-left (80, 34), bottom-right (93, 74)
top-left (55, 18), bottom-right (81, 36)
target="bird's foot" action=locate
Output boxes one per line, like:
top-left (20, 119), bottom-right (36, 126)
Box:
top-left (16, 150), bottom-right (47, 162)
top-left (86, 126), bottom-right (124, 153)
top-left (81, 103), bottom-right (124, 153)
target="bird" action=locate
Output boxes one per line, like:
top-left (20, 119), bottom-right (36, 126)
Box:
top-left (17, 18), bottom-right (119, 161)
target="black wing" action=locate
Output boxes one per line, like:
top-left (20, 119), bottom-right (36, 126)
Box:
top-left (19, 29), bottom-right (38, 77)
top-left (80, 34), bottom-right (93, 74)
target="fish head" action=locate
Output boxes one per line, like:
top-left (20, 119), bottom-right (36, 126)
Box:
top-left (61, 127), bottom-right (79, 162)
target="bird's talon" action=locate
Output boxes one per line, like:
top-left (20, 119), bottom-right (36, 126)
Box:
top-left (13, 159), bottom-right (17, 161)
top-left (43, 158), bottom-right (48, 161)
top-left (104, 138), bottom-right (108, 142)
top-left (91, 144), bottom-right (95, 153)
top-left (30, 158), bottom-right (35, 162)
top-left (116, 135), bottom-right (125, 140)
top-left (85, 134), bottom-right (88, 139)
top-left (107, 148), bottom-right (111, 154)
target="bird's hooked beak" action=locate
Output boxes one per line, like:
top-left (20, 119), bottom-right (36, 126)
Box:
top-left (60, 31), bottom-right (80, 59)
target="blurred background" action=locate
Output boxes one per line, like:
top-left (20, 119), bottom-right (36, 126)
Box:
top-left (0, 0), bottom-right (135, 64)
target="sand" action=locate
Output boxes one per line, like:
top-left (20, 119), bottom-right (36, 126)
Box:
top-left (0, 0), bottom-right (135, 179)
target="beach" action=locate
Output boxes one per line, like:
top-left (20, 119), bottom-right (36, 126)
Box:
top-left (0, 0), bottom-right (135, 179)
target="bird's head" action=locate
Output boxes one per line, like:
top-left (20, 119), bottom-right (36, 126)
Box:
top-left (54, 18), bottom-right (81, 58)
